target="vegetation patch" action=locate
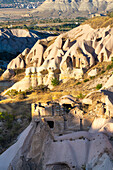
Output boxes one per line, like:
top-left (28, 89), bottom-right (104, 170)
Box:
top-left (96, 84), bottom-right (102, 90)
top-left (84, 79), bottom-right (89, 82)
top-left (101, 70), bottom-right (105, 74)
top-left (51, 78), bottom-right (59, 86)
top-left (77, 93), bottom-right (85, 99)
top-left (6, 89), bottom-right (26, 99)
top-left (76, 82), bottom-right (81, 85)
top-left (90, 76), bottom-right (95, 79)
top-left (106, 63), bottom-right (113, 70)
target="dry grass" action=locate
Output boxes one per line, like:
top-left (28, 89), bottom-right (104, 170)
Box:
top-left (82, 16), bottom-right (113, 29)
top-left (1, 61), bottom-right (113, 105)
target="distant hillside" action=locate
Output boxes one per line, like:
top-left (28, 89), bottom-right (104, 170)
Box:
top-left (0, 0), bottom-right (44, 4)
top-left (32, 0), bottom-right (113, 18)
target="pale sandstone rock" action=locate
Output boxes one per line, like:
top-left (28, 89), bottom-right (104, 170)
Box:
top-left (7, 55), bottom-right (24, 70)
top-left (63, 38), bottom-right (70, 51)
top-left (47, 36), bottom-right (56, 41)
top-left (88, 68), bottom-right (97, 77)
top-left (20, 60), bottom-right (25, 69)
top-left (4, 24), bottom-right (113, 91)
top-left (54, 36), bottom-right (62, 49)
top-left (82, 98), bottom-right (92, 105)
top-left (26, 42), bottom-right (44, 67)
top-left (3, 76), bottom-right (31, 93)
top-left (22, 48), bottom-right (30, 56)
top-left (0, 28), bottom-right (38, 55)
top-left (2, 69), bottom-right (15, 80)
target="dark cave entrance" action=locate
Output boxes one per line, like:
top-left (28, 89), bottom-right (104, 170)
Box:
top-left (47, 121), bottom-right (54, 128)
top-left (62, 104), bottom-right (72, 110)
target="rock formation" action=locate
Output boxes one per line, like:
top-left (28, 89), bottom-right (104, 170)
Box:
top-left (0, 111), bottom-right (113, 170)
top-left (32, 0), bottom-right (113, 18)
top-left (3, 24), bottom-right (113, 92)
top-left (0, 28), bottom-right (39, 56)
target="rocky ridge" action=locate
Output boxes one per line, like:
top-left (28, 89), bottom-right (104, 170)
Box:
top-left (32, 0), bottom-right (113, 18)
top-left (0, 28), bottom-right (39, 56)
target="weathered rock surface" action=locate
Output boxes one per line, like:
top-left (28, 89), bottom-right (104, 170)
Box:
top-left (1, 120), bottom-right (112, 170)
top-left (2, 69), bottom-right (15, 80)
top-left (88, 68), bottom-right (97, 77)
top-left (7, 54), bottom-right (25, 69)
top-left (3, 24), bottom-right (113, 91)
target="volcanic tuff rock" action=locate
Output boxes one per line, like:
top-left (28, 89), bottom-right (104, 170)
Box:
top-left (0, 28), bottom-right (39, 55)
top-left (32, 0), bottom-right (113, 18)
top-left (3, 24), bottom-right (113, 92)
top-left (1, 119), bottom-right (113, 170)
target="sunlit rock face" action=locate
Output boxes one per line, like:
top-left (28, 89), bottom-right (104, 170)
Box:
top-left (3, 24), bottom-right (113, 92)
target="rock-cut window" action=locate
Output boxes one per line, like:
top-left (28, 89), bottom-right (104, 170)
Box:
top-left (34, 49), bottom-right (36, 56)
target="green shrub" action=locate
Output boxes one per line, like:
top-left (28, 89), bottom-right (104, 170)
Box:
top-left (106, 63), bottom-right (113, 70)
top-left (81, 164), bottom-right (86, 170)
top-left (96, 84), bottom-right (102, 90)
top-left (28, 86), bottom-right (33, 91)
top-left (84, 79), bottom-right (89, 82)
top-left (77, 93), bottom-right (85, 99)
top-left (0, 136), bottom-right (5, 145)
top-left (35, 85), bottom-right (48, 92)
top-left (90, 76), bottom-right (95, 80)
top-left (0, 112), bottom-right (15, 129)
top-left (51, 78), bottom-right (59, 86)
top-left (101, 70), bottom-right (105, 74)
top-left (6, 89), bottom-right (18, 97)
top-left (111, 57), bottom-right (113, 62)
top-left (106, 65), bottom-right (112, 70)
top-left (76, 82), bottom-right (81, 85)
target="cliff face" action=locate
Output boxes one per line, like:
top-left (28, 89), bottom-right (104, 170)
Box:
top-left (32, 0), bottom-right (113, 18)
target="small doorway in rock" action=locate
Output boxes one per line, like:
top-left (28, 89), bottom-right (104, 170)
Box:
top-left (72, 56), bottom-right (76, 68)
top-left (62, 104), bottom-right (72, 112)
top-left (47, 121), bottom-right (54, 128)
top-left (101, 53), bottom-right (104, 62)
top-left (66, 56), bottom-right (73, 67)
